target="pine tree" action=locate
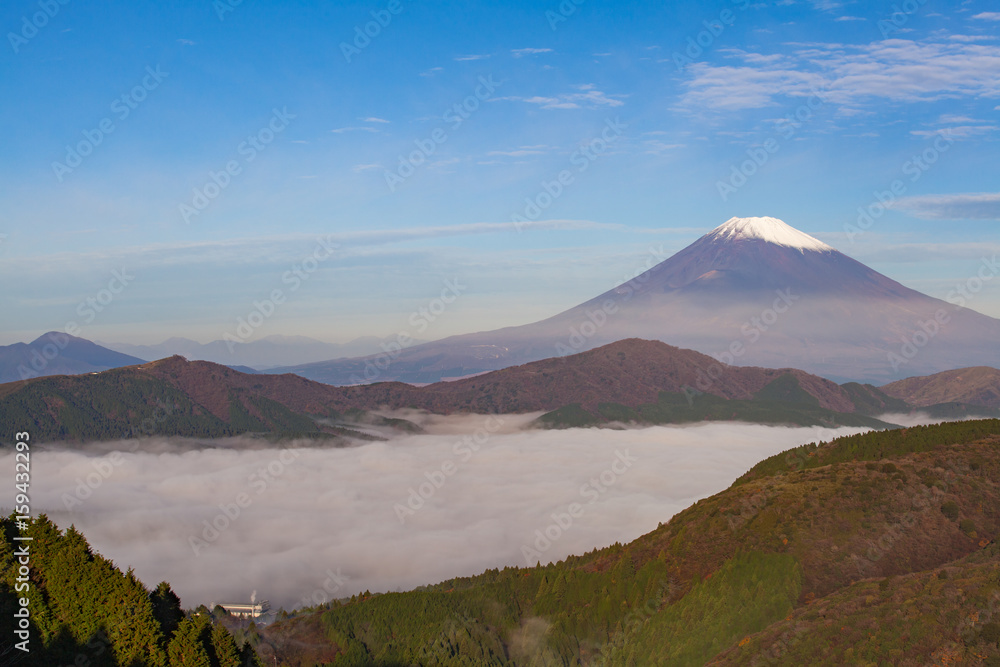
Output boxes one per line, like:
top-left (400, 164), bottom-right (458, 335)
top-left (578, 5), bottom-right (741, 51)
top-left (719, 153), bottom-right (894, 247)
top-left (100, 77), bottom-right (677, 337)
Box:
top-left (168, 616), bottom-right (212, 667)
top-left (210, 622), bottom-right (242, 667)
top-left (151, 581), bottom-right (185, 641)
top-left (239, 641), bottom-right (265, 667)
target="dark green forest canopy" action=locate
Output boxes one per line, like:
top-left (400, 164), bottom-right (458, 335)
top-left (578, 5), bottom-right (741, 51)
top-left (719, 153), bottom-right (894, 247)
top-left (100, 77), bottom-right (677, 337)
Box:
top-left (0, 515), bottom-right (261, 667)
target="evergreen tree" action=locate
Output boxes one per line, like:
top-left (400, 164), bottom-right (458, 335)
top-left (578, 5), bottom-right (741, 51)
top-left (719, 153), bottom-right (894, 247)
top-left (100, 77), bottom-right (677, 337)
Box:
top-left (239, 641), bottom-right (264, 667)
top-left (210, 622), bottom-right (242, 667)
top-left (167, 616), bottom-right (212, 667)
top-left (151, 581), bottom-right (185, 641)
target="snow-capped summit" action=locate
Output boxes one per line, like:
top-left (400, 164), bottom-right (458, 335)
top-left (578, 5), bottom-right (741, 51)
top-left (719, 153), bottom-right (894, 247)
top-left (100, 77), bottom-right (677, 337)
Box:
top-left (704, 216), bottom-right (833, 253)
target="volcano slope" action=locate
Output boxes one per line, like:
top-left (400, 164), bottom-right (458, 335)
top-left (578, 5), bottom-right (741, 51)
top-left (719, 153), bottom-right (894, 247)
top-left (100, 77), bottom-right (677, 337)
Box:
top-left (269, 216), bottom-right (1000, 385)
top-left (257, 419), bottom-right (1000, 666)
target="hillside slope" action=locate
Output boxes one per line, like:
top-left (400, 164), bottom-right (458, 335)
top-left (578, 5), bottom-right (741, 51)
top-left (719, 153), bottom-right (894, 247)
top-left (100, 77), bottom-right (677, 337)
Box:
top-left (0, 357), bottom-right (368, 442)
top-left (883, 366), bottom-right (1000, 409)
top-left (259, 419), bottom-right (1000, 666)
top-left (0, 515), bottom-right (262, 666)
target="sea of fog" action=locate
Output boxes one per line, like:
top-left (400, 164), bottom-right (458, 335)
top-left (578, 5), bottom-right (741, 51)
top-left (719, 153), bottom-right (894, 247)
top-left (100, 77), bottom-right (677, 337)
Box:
top-left (9, 416), bottom-right (894, 611)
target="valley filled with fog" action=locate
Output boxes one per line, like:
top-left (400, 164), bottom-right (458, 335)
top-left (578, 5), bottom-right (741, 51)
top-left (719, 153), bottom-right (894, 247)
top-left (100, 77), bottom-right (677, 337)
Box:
top-left (12, 418), bottom-right (878, 611)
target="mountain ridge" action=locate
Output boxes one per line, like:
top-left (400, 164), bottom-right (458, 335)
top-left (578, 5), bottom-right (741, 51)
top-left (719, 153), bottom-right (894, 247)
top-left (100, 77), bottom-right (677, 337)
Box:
top-left (883, 366), bottom-right (1000, 409)
top-left (0, 332), bottom-right (146, 384)
top-left (97, 333), bottom-right (414, 370)
top-left (5, 338), bottom-right (996, 443)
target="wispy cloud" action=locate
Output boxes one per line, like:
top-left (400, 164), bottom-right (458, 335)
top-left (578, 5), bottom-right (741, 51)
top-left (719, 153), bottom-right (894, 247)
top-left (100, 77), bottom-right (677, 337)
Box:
top-left (972, 12), bottom-right (1000, 21)
top-left (644, 140), bottom-right (684, 154)
top-left (454, 54), bottom-right (490, 61)
top-left (679, 40), bottom-right (1000, 111)
top-left (361, 117), bottom-right (390, 124)
top-left (177, 38), bottom-right (196, 45)
top-left (511, 48), bottom-right (553, 57)
top-left (500, 84), bottom-right (624, 110)
top-left (890, 192), bottom-right (1000, 220)
top-left (0, 220), bottom-right (628, 272)
top-left (331, 126), bottom-right (378, 134)
top-left (351, 163), bottom-right (382, 173)
top-left (937, 114), bottom-right (978, 124)
top-left (810, 0), bottom-right (843, 10)
top-left (834, 16), bottom-right (864, 21)
top-left (949, 34), bottom-right (996, 42)
top-left (911, 125), bottom-right (998, 139)
top-left (420, 67), bottom-right (444, 77)
top-left (486, 145), bottom-right (553, 157)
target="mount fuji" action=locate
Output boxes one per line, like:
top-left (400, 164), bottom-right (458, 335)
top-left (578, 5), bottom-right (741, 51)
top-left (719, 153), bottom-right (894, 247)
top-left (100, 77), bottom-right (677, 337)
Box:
top-left (270, 217), bottom-right (1000, 385)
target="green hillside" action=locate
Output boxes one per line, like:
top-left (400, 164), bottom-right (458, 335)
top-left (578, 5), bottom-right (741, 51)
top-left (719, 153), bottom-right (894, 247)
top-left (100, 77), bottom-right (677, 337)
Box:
top-left (538, 374), bottom-right (895, 430)
top-left (0, 515), bottom-right (262, 666)
top-left (256, 419), bottom-right (1000, 666)
top-left (0, 370), bottom-right (384, 444)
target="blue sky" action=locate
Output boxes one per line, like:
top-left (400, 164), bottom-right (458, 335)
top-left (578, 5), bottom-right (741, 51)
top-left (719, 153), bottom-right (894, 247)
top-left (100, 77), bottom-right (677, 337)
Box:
top-left (1, 0), bottom-right (998, 345)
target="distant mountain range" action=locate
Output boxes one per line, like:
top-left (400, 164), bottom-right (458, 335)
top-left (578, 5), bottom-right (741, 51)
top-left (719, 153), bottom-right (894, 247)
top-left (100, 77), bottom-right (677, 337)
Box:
top-left (265, 216), bottom-right (1000, 385)
top-left (97, 333), bottom-right (412, 370)
top-left (0, 332), bottom-right (425, 384)
top-left (0, 332), bottom-right (145, 384)
top-left (4, 338), bottom-right (997, 443)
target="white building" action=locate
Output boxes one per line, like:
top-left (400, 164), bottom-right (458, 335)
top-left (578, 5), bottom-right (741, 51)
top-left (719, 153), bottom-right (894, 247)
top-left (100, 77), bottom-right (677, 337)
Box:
top-left (218, 600), bottom-right (270, 619)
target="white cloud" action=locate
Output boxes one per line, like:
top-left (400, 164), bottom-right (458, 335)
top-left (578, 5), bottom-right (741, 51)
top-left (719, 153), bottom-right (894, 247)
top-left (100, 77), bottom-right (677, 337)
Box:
top-left (500, 84), bottom-right (624, 110)
top-left (972, 12), bottom-right (1000, 21)
top-left (949, 34), bottom-right (996, 42)
top-left (937, 114), bottom-right (978, 124)
top-left (910, 125), bottom-right (998, 138)
top-left (351, 163), bottom-right (382, 173)
top-left (644, 141), bottom-right (684, 154)
top-left (890, 192), bottom-right (1000, 220)
top-left (454, 54), bottom-right (490, 61)
top-left (420, 67), bottom-right (444, 77)
top-left (834, 16), bottom-right (865, 21)
top-left (361, 117), bottom-right (390, 124)
top-left (487, 145), bottom-right (552, 157)
top-left (511, 48), bottom-right (554, 57)
top-left (679, 40), bottom-right (1000, 111)
top-left (0, 220), bottom-right (628, 273)
top-left (331, 126), bottom-right (377, 134)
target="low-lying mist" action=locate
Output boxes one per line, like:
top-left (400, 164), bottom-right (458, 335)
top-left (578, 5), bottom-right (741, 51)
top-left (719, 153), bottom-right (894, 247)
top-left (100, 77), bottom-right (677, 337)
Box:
top-left (14, 419), bottom-right (872, 612)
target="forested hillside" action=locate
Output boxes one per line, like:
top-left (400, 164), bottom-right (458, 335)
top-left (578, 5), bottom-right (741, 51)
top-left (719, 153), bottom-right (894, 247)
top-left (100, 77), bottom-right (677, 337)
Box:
top-left (0, 515), bottom-right (262, 666)
top-left (256, 419), bottom-right (1000, 666)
